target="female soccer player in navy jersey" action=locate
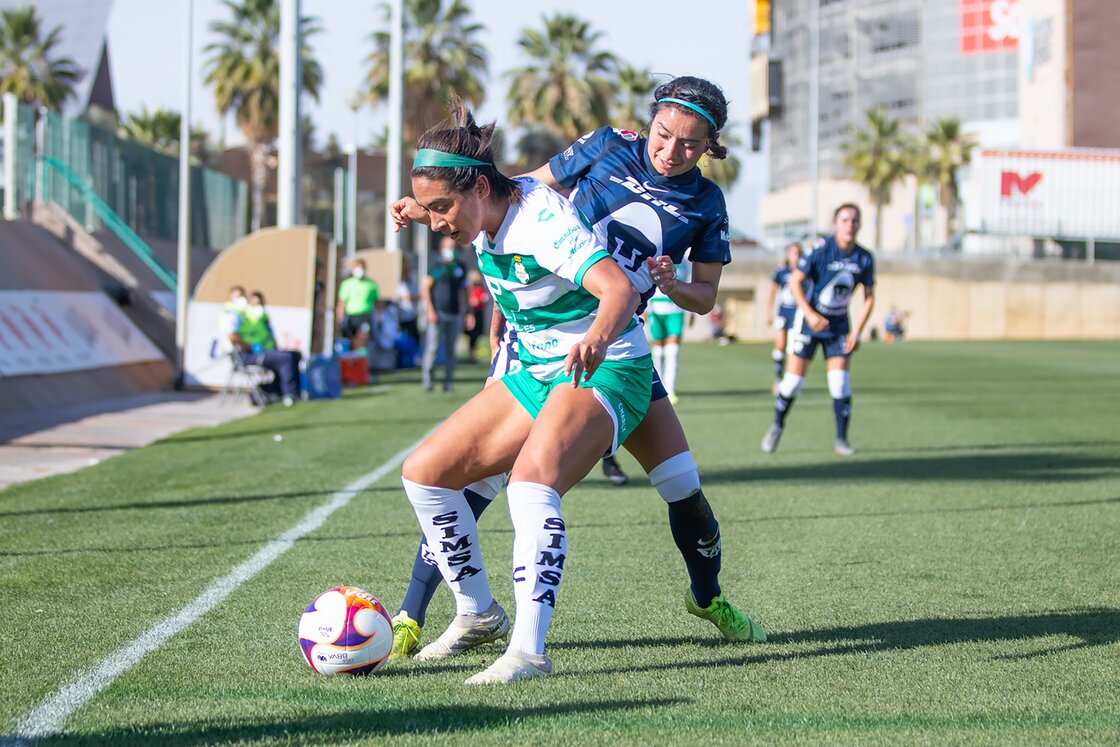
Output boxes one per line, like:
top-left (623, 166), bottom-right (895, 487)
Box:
top-left (766, 241), bottom-right (804, 394)
top-left (761, 203), bottom-right (875, 456)
top-left (389, 76), bottom-right (767, 660)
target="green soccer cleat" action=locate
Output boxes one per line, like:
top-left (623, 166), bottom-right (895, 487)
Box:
top-left (389, 611), bottom-right (422, 660)
top-left (685, 590), bottom-right (768, 643)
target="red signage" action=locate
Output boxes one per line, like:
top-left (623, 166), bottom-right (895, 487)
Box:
top-left (1000, 170), bottom-right (1041, 198)
top-left (960, 0), bottom-right (1021, 55)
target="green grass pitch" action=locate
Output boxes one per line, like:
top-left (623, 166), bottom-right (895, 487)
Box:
top-left (1, 340), bottom-right (1118, 744)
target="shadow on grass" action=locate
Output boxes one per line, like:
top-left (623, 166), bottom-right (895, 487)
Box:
top-left (31, 698), bottom-right (689, 746)
top-left (701, 452), bottom-right (1119, 484)
top-left (561, 608), bottom-right (1120, 674)
top-left (157, 417), bottom-right (437, 444)
top-left (0, 486), bottom-right (399, 519)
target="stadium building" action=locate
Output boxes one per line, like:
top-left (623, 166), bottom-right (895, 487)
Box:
top-left (749, 0), bottom-right (1120, 254)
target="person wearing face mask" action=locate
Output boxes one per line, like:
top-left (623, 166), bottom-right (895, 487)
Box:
top-left (336, 259), bottom-right (379, 354)
top-left (222, 286), bottom-right (302, 405)
top-left (420, 236), bottom-right (467, 392)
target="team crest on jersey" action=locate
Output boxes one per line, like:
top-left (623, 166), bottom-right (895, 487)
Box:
top-left (614, 129), bottom-right (639, 141)
top-left (513, 255), bottom-right (530, 284)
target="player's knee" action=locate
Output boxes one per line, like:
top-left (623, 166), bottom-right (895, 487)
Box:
top-left (649, 451), bottom-right (701, 503)
top-left (402, 448), bottom-right (444, 486)
top-left (778, 373), bottom-right (805, 399)
top-left (827, 369), bottom-right (851, 399)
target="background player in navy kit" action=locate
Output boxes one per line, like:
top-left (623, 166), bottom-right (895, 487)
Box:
top-left (766, 242), bottom-right (804, 395)
top-left (386, 76), bottom-right (766, 660)
top-left (762, 204), bottom-right (875, 455)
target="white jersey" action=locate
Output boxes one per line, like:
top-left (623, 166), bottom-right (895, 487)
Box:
top-left (473, 177), bottom-right (649, 379)
top-left (647, 261), bottom-right (689, 316)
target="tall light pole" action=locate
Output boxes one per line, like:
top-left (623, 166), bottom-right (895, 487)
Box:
top-left (277, 0), bottom-right (302, 228)
top-left (384, 0), bottom-right (403, 251)
top-left (346, 90), bottom-right (362, 256)
top-left (807, 0), bottom-right (820, 236)
top-left (175, 0), bottom-right (193, 388)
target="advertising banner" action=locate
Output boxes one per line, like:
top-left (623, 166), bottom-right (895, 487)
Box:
top-left (0, 291), bottom-right (163, 376)
top-left (960, 0), bottom-right (1021, 55)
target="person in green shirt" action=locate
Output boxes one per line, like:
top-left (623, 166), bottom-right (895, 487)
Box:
top-left (222, 286), bottom-right (302, 405)
top-left (335, 258), bottom-right (379, 352)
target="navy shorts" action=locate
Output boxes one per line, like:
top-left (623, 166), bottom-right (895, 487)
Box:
top-left (773, 305), bottom-right (797, 331)
top-left (790, 312), bottom-right (850, 360)
top-left (495, 334), bottom-right (669, 402)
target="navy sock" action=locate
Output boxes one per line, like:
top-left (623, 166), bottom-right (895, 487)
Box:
top-left (833, 396), bottom-right (852, 440)
top-left (774, 393), bottom-right (796, 427)
top-left (667, 490), bottom-right (722, 608)
top-left (399, 487), bottom-right (494, 626)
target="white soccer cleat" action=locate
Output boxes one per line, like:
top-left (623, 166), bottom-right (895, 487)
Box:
top-left (414, 601), bottom-right (509, 660)
top-left (464, 650), bottom-right (554, 685)
top-left (761, 424), bottom-right (783, 453)
top-left (834, 439), bottom-right (855, 456)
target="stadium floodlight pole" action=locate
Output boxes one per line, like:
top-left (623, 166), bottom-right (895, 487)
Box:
top-left (807, 0), bottom-right (820, 238)
top-left (277, 0), bottom-right (302, 228)
top-left (174, 0), bottom-right (193, 390)
top-left (384, 0), bottom-right (403, 251)
top-left (346, 90), bottom-right (362, 256)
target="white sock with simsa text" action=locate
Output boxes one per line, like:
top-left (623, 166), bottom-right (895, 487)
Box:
top-left (402, 477), bottom-right (493, 615)
top-left (507, 481), bottom-right (566, 656)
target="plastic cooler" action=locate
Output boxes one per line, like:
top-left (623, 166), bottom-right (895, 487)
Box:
top-left (302, 353), bottom-right (342, 399)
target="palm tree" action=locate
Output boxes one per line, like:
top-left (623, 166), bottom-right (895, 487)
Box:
top-left (119, 107), bottom-right (212, 163)
top-left (366, 0), bottom-right (488, 148)
top-left (840, 109), bottom-right (909, 249)
top-left (699, 124), bottom-right (744, 190)
top-left (506, 14), bottom-right (619, 143)
top-left (612, 64), bottom-right (655, 131)
top-left (204, 0), bottom-right (322, 231)
top-left (0, 6), bottom-right (81, 110)
top-left (922, 118), bottom-right (976, 241)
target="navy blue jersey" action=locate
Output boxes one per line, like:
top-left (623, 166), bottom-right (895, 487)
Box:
top-left (797, 236), bottom-right (875, 317)
top-left (770, 264), bottom-right (798, 308)
top-left (549, 126), bottom-right (731, 311)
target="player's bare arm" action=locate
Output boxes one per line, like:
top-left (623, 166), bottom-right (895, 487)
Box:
top-left (790, 267), bottom-right (829, 332)
top-left (649, 258), bottom-right (721, 314)
top-left (565, 258), bottom-right (640, 385)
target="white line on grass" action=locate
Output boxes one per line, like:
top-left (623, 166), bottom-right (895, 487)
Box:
top-left (1, 432), bottom-right (432, 746)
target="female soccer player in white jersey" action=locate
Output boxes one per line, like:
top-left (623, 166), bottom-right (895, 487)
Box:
top-left (761, 203), bottom-right (875, 455)
top-left (646, 260), bottom-right (690, 404)
top-left (392, 100), bottom-right (652, 684)
top-left (388, 77), bottom-right (767, 663)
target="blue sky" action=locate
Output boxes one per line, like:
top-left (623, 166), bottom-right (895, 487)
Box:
top-left (107, 0), bottom-right (765, 236)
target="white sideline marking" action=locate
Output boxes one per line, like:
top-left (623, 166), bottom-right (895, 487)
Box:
top-left (1, 432), bottom-right (431, 746)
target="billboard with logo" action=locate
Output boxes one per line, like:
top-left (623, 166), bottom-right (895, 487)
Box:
top-left (967, 149), bottom-right (1120, 239)
top-left (959, 0), bottom-right (1022, 55)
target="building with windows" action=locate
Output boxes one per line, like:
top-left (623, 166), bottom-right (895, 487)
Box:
top-left (751, 0), bottom-right (1022, 250)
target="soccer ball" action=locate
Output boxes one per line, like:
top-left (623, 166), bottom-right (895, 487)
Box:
top-left (298, 586), bottom-right (393, 676)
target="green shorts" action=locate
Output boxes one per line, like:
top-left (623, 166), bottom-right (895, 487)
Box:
top-left (502, 356), bottom-right (653, 455)
top-left (647, 312), bottom-right (684, 340)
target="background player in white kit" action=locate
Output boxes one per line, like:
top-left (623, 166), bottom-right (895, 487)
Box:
top-left (646, 260), bottom-right (690, 404)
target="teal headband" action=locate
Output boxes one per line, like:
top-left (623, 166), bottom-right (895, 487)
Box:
top-left (657, 97), bottom-right (718, 131)
top-left (412, 148), bottom-right (491, 170)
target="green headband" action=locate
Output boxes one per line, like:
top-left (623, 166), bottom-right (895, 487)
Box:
top-left (657, 97), bottom-right (718, 131)
top-left (412, 148), bottom-right (491, 170)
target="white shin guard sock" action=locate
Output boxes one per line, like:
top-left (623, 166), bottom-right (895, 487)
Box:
top-left (507, 481), bottom-right (566, 656)
top-left (778, 373), bottom-right (805, 399)
top-left (402, 477), bottom-right (493, 615)
top-left (827, 369), bottom-right (852, 398)
top-left (663, 343), bottom-right (680, 394)
top-left (651, 345), bottom-right (664, 377)
top-left (648, 451), bottom-right (701, 503)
